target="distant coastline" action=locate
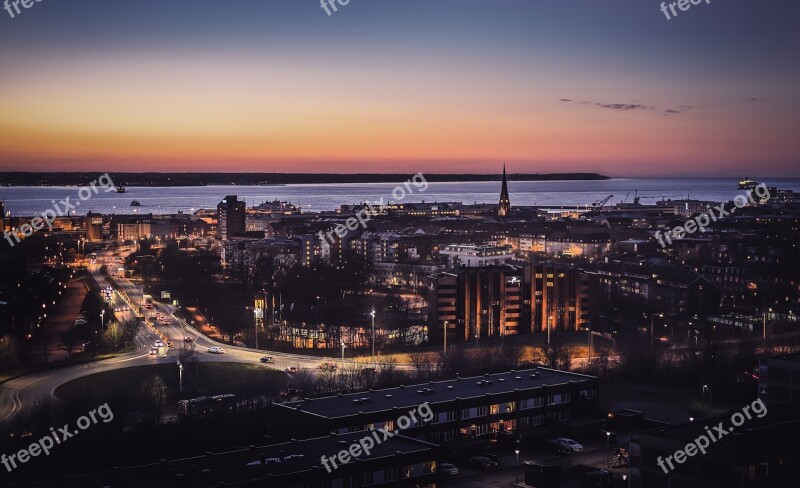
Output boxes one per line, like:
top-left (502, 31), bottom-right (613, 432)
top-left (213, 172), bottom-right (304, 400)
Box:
top-left (0, 172), bottom-right (609, 187)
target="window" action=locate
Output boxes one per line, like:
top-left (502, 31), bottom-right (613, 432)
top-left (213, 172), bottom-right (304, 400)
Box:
top-left (519, 399), bottom-right (528, 410)
top-left (446, 410), bottom-right (457, 422)
top-left (490, 404), bottom-right (500, 415)
top-left (362, 472), bottom-right (374, 485)
top-left (462, 408), bottom-right (471, 419)
top-left (477, 405), bottom-right (488, 416)
top-left (505, 402), bottom-right (515, 413)
top-left (384, 468), bottom-right (399, 481)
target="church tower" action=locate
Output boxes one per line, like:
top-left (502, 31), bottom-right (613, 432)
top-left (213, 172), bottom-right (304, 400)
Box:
top-left (498, 164), bottom-right (511, 217)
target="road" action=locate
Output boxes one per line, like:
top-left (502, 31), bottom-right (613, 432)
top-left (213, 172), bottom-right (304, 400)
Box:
top-left (0, 250), bottom-right (352, 424)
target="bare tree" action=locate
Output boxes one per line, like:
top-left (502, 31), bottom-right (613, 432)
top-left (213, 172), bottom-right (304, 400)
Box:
top-left (408, 351), bottom-right (436, 381)
top-left (142, 375), bottom-right (169, 422)
top-left (0, 336), bottom-right (18, 372)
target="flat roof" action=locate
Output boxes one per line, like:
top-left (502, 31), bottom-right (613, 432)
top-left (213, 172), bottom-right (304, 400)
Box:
top-left (280, 368), bottom-right (595, 419)
top-left (23, 432), bottom-right (436, 487)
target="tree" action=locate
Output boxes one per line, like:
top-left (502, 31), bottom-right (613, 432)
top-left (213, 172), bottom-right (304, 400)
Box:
top-left (0, 336), bottom-right (18, 372)
top-left (142, 375), bottom-right (169, 422)
top-left (103, 321), bottom-right (125, 351)
top-left (60, 327), bottom-right (81, 359)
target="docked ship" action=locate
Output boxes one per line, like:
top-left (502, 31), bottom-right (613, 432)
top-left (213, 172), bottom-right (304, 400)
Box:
top-left (130, 200), bottom-right (141, 207)
top-left (116, 185), bottom-right (126, 193)
top-left (738, 177), bottom-right (759, 190)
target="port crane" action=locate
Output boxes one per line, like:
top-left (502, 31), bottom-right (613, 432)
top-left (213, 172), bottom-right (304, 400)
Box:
top-left (592, 194), bottom-right (614, 208)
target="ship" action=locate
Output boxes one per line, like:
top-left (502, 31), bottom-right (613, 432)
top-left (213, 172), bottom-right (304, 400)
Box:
top-left (116, 185), bottom-right (126, 193)
top-left (738, 177), bottom-right (759, 190)
top-left (130, 200), bottom-right (141, 207)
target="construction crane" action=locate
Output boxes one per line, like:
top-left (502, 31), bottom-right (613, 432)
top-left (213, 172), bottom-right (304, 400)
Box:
top-left (592, 194), bottom-right (614, 208)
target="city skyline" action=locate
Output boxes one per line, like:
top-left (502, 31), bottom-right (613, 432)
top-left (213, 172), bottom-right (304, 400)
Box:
top-left (1, 0), bottom-right (799, 176)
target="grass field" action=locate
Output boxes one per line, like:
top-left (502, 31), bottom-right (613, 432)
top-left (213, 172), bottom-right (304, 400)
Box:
top-left (54, 362), bottom-right (286, 410)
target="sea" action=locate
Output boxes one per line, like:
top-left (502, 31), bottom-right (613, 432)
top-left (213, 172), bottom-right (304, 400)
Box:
top-left (2, 178), bottom-right (799, 217)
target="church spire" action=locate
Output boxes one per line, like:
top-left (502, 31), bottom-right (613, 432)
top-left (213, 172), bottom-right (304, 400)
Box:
top-left (498, 163), bottom-right (511, 217)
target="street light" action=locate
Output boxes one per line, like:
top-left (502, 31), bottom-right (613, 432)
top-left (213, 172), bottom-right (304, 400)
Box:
top-left (514, 449), bottom-right (520, 483)
top-left (100, 310), bottom-right (105, 333)
top-left (370, 309), bottom-right (376, 361)
top-left (341, 341), bottom-right (345, 369)
top-left (443, 320), bottom-right (448, 354)
top-left (606, 431), bottom-right (611, 467)
top-left (177, 359), bottom-right (183, 396)
top-left (547, 315), bottom-right (553, 348)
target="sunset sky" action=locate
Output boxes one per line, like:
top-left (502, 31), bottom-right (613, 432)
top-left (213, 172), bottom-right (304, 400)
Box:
top-left (0, 0), bottom-right (798, 176)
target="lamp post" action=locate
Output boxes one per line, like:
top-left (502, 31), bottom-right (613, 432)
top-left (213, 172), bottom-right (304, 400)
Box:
top-left (443, 320), bottom-right (448, 354)
top-left (341, 341), bottom-right (345, 369)
top-left (100, 310), bottom-right (105, 333)
top-left (606, 431), bottom-right (611, 467)
top-left (514, 449), bottom-right (520, 483)
top-left (370, 309), bottom-right (376, 361)
top-left (650, 313), bottom-right (664, 346)
top-left (587, 325), bottom-right (592, 364)
top-left (177, 359), bottom-right (183, 396)
top-left (547, 315), bottom-right (553, 348)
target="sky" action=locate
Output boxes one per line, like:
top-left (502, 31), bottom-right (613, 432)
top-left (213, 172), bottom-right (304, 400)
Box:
top-left (0, 0), bottom-right (798, 177)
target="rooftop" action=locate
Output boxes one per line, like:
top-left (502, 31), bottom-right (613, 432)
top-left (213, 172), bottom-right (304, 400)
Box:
top-left (279, 368), bottom-right (595, 419)
top-left (23, 432), bottom-right (436, 488)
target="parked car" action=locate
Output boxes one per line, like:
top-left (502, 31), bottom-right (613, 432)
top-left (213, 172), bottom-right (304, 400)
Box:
top-left (545, 439), bottom-right (572, 454)
top-left (148, 348), bottom-right (158, 357)
top-left (438, 463), bottom-right (459, 475)
top-left (478, 453), bottom-right (499, 467)
top-left (207, 346), bottom-right (225, 354)
top-left (468, 456), bottom-right (494, 470)
top-left (154, 340), bottom-right (164, 348)
top-left (260, 356), bottom-right (275, 363)
top-left (557, 438), bottom-right (584, 453)
top-left (184, 336), bottom-right (193, 342)
top-left (286, 366), bottom-right (298, 373)
top-left (167, 341), bottom-right (175, 348)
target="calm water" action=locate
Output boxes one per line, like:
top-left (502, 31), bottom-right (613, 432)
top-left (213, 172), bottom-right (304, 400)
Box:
top-left (2, 178), bottom-right (799, 217)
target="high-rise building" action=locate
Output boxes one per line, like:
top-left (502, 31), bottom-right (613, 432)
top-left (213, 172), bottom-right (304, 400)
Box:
top-left (217, 195), bottom-right (246, 241)
top-left (428, 263), bottom-right (525, 343)
top-left (498, 164), bottom-right (511, 217)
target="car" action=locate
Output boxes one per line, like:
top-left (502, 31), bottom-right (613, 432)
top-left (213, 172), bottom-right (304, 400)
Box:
top-left (260, 356), bottom-right (275, 363)
top-left (167, 341), bottom-right (175, 348)
top-left (148, 348), bottom-right (158, 356)
top-left (361, 367), bottom-right (377, 375)
top-left (556, 438), bottom-right (584, 453)
top-left (469, 456), bottom-right (494, 470)
top-left (545, 439), bottom-right (572, 454)
top-left (207, 346), bottom-right (225, 354)
top-left (154, 340), bottom-right (164, 348)
top-left (184, 336), bottom-right (193, 342)
top-left (478, 453), bottom-right (499, 467)
top-left (438, 463), bottom-right (459, 475)
top-left (286, 367), bottom-right (298, 373)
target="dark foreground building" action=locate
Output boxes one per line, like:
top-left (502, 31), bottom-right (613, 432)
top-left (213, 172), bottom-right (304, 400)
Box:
top-left (17, 432), bottom-right (439, 488)
top-left (631, 402), bottom-right (800, 488)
